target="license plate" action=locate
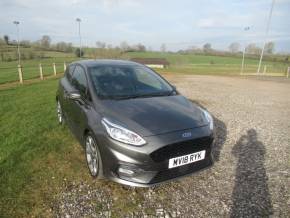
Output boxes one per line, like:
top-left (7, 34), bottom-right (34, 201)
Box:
top-left (168, 150), bottom-right (206, 169)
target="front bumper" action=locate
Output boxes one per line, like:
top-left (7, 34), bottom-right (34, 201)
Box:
top-left (97, 125), bottom-right (214, 187)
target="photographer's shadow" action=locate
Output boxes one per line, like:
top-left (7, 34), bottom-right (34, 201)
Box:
top-left (230, 129), bottom-right (273, 217)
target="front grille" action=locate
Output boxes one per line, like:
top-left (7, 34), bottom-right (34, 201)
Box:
top-left (150, 137), bottom-right (213, 163)
top-left (150, 157), bottom-right (213, 184)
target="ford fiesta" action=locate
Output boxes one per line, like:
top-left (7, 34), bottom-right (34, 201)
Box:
top-left (56, 60), bottom-right (215, 187)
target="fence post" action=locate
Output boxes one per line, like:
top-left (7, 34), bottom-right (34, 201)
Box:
top-left (263, 65), bottom-right (267, 75)
top-left (17, 64), bottom-right (23, 84)
top-left (287, 67), bottom-right (290, 78)
top-left (64, 62), bottom-right (66, 72)
top-left (53, 62), bottom-right (57, 76)
top-left (39, 63), bottom-right (43, 80)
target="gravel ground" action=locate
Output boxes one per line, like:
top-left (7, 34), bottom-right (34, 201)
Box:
top-left (54, 75), bottom-right (290, 218)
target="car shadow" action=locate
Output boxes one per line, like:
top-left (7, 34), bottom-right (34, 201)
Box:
top-left (189, 99), bottom-right (227, 162)
top-left (230, 129), bottom-right (273, 217)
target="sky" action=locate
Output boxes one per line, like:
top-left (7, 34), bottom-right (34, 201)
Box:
top-left (0, 0), bottom-right (290, 53)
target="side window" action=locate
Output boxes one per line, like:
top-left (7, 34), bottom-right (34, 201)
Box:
top-left (66, 64), bottom-right (75, 81)
top-left (71, 65), bottom-right (88, 96)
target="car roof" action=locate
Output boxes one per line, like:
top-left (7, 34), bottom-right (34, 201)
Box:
top-left (70, 59), bottom-right (143, 68)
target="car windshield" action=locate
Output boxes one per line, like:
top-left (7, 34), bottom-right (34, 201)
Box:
top-left (89, 65), bottom-right (174, 99)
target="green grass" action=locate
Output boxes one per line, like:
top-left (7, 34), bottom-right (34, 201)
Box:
top-left (125, 51), bottom-right (289, 75)
top-left (0, 51), bottom-right (289, 84)
top-left (0, 78), bottom-right (154, 217)
top-left (0, 78), bottom-right (90, 217)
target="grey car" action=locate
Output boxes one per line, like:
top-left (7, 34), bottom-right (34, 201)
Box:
top-left (56, 59), bottom-right (215, 187)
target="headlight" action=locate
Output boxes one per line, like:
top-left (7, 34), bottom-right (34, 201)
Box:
top-left (203, 110), bottom-right (214, 130)
top-left (101, 118), bottom-right (146, 146)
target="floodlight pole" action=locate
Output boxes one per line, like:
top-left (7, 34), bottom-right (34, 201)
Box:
top-left (257, 0), bottom-right (275, 75)
top-left (76, 18), bottom-right (82, 59)
top-left (240, 27), bottom-right (250, 75)
top-left (13, 21), bottom-right (21, 65)
top-left (240, 48), bottom-right (246, 75)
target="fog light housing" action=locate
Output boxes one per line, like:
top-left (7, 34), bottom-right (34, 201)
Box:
top-left (118, 167), bottom-right (135, 176)
top-left (117, 165), bottom-right (158, 184)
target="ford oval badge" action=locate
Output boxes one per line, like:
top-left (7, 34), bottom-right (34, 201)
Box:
top-left (182, 132), bottom-right (192, 138)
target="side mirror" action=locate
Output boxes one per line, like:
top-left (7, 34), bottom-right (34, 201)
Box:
top-left (171, 85), bottom-right (178, 94)
top-left (68, 91), bottom-right (81, 100)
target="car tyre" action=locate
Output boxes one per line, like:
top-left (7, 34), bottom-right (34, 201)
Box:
top-left (85, 133), bottom-right (103, 178)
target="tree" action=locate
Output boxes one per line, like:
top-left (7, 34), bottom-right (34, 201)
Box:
top-left (229, 42), bottom-right (240, 53)
top-left (40, 35), bottom-right (51, 49)
top-left (131, 43), bottom-right (146, 52)
top-left (245, 43), bottom-right (261, 55)
top-left (20, 40), bottom-right (31, 47)
top-left (265, 41), bottom-right (275, 54)
top-left (120, 41), bottom-right (130, 51)
top-left (75, 48), bottom-right (84, 57)
top-left (160, 43), bottom-right (166, 52)
top-left (65, 43), bottom-right (73, 53)
top-left (55, 42), bottom-right (73, 52)
top-left (203, 43), bottom-right (212, 52)
top-left (96, 41), bottom-right (106, 49)
top-left (136, 43), bottom-right (146, 52)
top-left (4, 35), bottom-right (9, 45)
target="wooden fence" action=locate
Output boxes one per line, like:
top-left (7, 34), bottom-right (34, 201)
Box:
top-left (0, 62), bottom-right (67, 84)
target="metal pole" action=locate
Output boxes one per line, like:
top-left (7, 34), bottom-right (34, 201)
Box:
top-left (13, 21), bottom-right (21, 65)
top-left (240, 47), bottom-right (246, 75)
top-left (240, 27), bottom-right (250, 75)
top-left (76, 18), bottom-right (82, 59)
top-left (257, 0), bottom-right (275, 75)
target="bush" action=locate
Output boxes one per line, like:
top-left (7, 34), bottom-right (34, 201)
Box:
top-left (75, 48), bottom-right (84, 57)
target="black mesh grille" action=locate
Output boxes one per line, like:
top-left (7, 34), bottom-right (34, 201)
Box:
top-left (150, 137), bottom-right (213, 163)
top-left (150, 157), bottom-right (213, 184)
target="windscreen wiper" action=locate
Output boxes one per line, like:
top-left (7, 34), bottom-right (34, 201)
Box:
top-left (111, 94), bottom-right (140, 100)
top-left (134, 92), bottom-right (170, 98)
top-left (106, 91), bottom-right (176, 100)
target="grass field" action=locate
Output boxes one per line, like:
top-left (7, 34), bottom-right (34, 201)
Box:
top-left (0, 77), bottom-right (160, 217)
top-left (0, 76), bottom-right (153, 217)
top-left (0, 78), bottom-right (90, 216)
top-left (0, 51), bottom-right (289, 84)
top-left (126, 51), bottom-right (289, 76)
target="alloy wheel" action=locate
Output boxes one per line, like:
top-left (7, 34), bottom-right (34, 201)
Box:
top-left (57, 101), bottom-right (63, 124)
top-left (85, 135), bottom-right (99, 177)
